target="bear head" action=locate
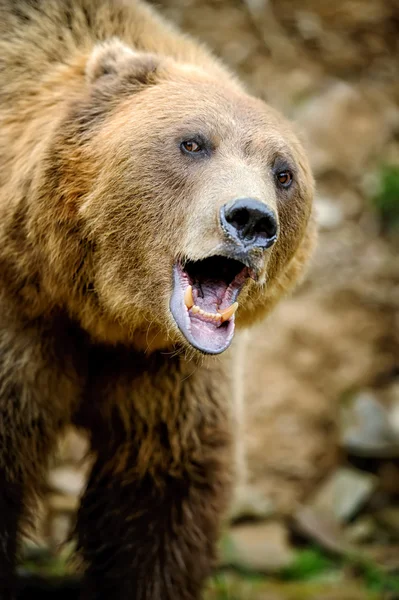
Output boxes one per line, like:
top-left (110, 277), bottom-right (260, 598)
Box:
top-left (33, 39), bottom-right (315, 355)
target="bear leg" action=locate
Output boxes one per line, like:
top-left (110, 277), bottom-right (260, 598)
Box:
top-left (77, 442), bottom-right (231, 600)
top-left (0, 317), bottom-right (84, 599)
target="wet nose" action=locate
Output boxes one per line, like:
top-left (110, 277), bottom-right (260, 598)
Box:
top-left (220, 198), bottom-right (278, 250)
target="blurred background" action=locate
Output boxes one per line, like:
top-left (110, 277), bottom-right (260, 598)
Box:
top-left (22, 1), bottom-right (399, 598)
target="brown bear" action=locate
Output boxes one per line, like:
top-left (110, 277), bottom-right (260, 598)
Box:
top-left (0, 0), bottom-right (316, 598)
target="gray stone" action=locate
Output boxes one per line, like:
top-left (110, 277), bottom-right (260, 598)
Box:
top-left (345, 516), bottom-right (376, 544)
top-left (309, 467), bottom-right (377, 522)
top-left (315, 196), bottom-right (344, 230)
top-left (221, 521), bottom-right (295, 573)
top-left (229, 483), bottom-right (275, 521)
top-left (294, 505), bottom-right (350, 554)
top-left (48, 466), bottom-right (86, 497)
top-left (341, 391), bottom-right (399, 458)
top-left (48, 493), bottom-right (79, 513)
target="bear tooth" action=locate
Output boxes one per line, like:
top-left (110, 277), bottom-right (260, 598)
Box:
top-left (189, 304), bottom-right (227, 322)
top-left (218, 302), bottom-right (239, 322)
top-left (184, 285), bottom-right (194, 310)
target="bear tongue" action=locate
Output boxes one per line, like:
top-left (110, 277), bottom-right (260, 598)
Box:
top-left (184, 283), bottom-right (238, 323)
top-left (192, 279), bottom-right (225, 313)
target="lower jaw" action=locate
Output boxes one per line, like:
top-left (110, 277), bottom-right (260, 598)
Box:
top-left (179, 314), bottom-right (236, 355)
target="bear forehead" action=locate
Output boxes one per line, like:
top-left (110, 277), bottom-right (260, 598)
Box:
top-left (114, 76), bottom-right (301, 161)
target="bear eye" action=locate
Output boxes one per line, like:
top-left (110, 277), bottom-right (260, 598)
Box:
top-left (276, 170), bottom-right (293, 188)
top-left (181, 139), bottom-right (202, 154)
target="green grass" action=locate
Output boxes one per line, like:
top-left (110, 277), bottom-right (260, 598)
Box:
top-left (281, 548), bottom-right (337, 582)
top-left (372, 164), bottom-right (399, 233)
top-left (282, 546), bottom-right (399, 594)
top-left (206, 546), bottom-right (399, 599)
top-left (20, 543), bottom-right (398, 599)
top-left (347, 553), bottom-right (399, 595)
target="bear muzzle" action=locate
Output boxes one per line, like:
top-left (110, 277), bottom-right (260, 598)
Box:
top-left (220, 198), bottom-right (278, 252)
top-left (169, 199), bottom-right (278, 355)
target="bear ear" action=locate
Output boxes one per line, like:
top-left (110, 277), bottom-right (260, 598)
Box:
top-left (86, 38), bottom-right (160, 86)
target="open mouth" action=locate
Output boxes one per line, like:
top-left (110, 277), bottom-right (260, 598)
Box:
top-left (170, 255), bottom-right (250, 354)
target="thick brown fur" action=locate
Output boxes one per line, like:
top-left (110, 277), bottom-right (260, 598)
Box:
top-left (0, 1), bottom-right (316, 598)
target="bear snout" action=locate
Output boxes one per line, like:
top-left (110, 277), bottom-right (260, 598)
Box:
top-left (220, 198), bottom-right (278, 252)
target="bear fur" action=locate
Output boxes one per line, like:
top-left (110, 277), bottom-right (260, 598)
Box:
top-left (0, 0), bottom-right (315, 598)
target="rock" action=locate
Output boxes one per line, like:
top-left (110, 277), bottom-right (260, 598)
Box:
top-left (293, 505), bottom-right (350, 554)
top-left (345, 516), bottom-right (377, 544)
top-left (229, 483), bottom-right (275, 521)
top-left (292, 466), bottom-right (378, 553)
top-left (41, 495), bottom-right (78, 551)
top-left (308, 467), bottom-right (378, 522)
top-left (295, 82), bottom-right (399, 176)
top-left (244, 0), bottom-right (300, 63)
top-left (206, 574), bottom-right (379, 600)
top-left (341, 391), bottom-right (399, 458)
top-left (315, 196), bottom-right (344, 230)
top-left (56, 428), bottom-right (89, 465)
top-left (235, 280), bottom-right (398, 518)
top-left (47, 493), bottom-right (79, 514)
top-left (375, 508), bottom-right (399, 538)
top-left (237, 301), bottom-right (340, 516)
top-left (362, 544), bottom-right (399, 572)
top-left (48, 466), bottom-right (86, 497)
top-left (384, 381), bottom-right (399, 437)
top-left (47, 513), bottom-right (73, 550)
top-left (221, 521), bottom-right (295, 572)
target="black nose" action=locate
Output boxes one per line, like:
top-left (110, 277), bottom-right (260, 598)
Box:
top-left (220, 198), bottom-right (278, 250)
